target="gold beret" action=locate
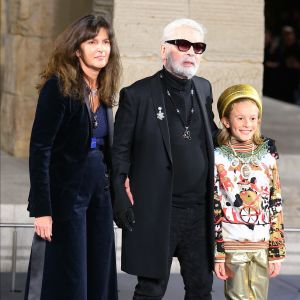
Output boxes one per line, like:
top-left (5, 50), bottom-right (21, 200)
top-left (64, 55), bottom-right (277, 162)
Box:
top-left (217, 84), bottom-right (262, 119)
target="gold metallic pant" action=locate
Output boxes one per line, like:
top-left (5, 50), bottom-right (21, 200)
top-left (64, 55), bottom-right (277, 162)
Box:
top-left (224, 249), bottom-right (269, 300)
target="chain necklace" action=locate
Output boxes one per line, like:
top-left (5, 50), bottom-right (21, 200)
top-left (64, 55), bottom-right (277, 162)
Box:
top-left (228, 141), bottom-right (259, 179)
top-left (88, 88), bottom-right (99, 129)
top-left (166, 88), bottom-right (194, 140)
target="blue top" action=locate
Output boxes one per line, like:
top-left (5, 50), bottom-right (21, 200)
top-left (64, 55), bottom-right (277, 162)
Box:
top-left (92, 105), bottom-right (108, 146)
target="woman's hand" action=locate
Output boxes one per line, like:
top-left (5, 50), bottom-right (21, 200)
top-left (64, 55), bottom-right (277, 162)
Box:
top-left (214, 262), bottom-right (228, 280)
top-left (34, 216), bottom-right (53, 242)
top-left (269, 261), bottom-right (281, 278)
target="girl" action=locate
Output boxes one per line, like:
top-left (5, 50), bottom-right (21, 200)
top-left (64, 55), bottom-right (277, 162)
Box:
top-left (214, 84), bottom-right (285, 300)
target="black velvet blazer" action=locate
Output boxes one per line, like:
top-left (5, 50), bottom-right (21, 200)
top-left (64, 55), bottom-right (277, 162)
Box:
top-left (27, 77), bottom-right (114, 219)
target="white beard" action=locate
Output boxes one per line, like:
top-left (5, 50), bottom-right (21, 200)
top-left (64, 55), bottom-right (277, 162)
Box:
top-left (165, 53), bottom-right (199, 79)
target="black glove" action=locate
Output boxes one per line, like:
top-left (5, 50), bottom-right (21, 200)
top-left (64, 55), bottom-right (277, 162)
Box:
top-left (114, 207), bottom-right (135, 231)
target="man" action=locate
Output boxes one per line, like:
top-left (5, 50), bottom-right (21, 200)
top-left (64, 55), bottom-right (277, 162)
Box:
top-left (112, 18), bottom-right (218, 300)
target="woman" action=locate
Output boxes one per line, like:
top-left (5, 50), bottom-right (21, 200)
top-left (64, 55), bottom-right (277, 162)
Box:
top-left (24, 15), bottom-right (121, 300)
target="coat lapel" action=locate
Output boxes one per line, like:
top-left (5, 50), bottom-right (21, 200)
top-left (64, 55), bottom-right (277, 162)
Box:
top-left (150, 73), bottom-right (172, 164)
top-left (83, 88), bottom-right (93, 140)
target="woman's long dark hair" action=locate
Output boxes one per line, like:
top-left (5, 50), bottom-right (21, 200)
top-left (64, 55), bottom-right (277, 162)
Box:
top-left (38, 14), bottom-right (121, 106)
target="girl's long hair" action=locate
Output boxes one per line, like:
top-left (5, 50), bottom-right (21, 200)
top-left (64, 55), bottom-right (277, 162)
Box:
top-left (217, 99), bottom-right (264, 146)
top-left (38, 14), bottom-right (121, 106)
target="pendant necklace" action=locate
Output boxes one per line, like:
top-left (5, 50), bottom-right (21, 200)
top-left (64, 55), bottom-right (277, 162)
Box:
top-left (228, 141), bottom-right (258, 179)
top-left (88, 87), bottom-right (99, 129)
top-left (91, 88), bottom-right (98, 97)
top-left (166, 88), bottom-right (194, 140)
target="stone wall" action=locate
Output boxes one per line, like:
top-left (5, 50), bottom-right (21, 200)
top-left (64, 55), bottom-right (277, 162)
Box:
top-left (114, 0), bottom-right (264, 123)
top-left (1, 0), bottom-right (264, 157)
top-left (93, 0), bottom-right (114, 24)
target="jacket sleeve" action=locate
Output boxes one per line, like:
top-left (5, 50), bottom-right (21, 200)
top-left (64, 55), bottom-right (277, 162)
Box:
top-left (111, 87), bottom-right (138, 214)
top-left (268, 158), bottom-right (285, 262)
top-left (28, 78), bottom-right (66, 217)
top-left (214, 160), bottom-right (226, 262)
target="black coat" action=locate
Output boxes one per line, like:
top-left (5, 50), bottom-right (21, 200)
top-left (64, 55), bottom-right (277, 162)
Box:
top-left (27, 77), bottom-right (114, 220)
top-left (112, 71), bottom-right (217, 278)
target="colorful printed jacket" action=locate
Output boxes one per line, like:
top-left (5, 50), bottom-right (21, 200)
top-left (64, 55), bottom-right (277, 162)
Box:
top-left (214, 140), bottom-right (285, 262)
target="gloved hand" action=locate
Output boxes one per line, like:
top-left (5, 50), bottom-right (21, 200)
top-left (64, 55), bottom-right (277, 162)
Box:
top-left (114, 207), bottom-right (135, 231)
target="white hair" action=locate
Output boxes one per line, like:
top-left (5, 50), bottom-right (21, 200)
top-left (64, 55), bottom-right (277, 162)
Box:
top-left (161, 18), bottom-right (207, 44)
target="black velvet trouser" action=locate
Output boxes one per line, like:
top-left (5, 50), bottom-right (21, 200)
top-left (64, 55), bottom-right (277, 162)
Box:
top-left (24, 149), bottom-right (118, 300)
top-left (133, 205), bottom-right (213, 300)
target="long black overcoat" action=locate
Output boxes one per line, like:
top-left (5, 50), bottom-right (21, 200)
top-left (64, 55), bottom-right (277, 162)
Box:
top-left (112, 71), bottom-right (217, 279)
top-left (27, 77), bottom-right (114, 220)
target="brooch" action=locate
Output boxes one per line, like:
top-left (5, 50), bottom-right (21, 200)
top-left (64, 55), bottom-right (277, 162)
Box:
top-left (156, 107), bottom-right (165, 120)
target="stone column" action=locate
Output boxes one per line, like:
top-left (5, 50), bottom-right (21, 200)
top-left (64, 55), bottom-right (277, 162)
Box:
top-left (1, 0), bottom-right (57, 157)
top-left (0, 0), bottom-right (93, 157)
top-left (1, 0), bottom-right (7, 93)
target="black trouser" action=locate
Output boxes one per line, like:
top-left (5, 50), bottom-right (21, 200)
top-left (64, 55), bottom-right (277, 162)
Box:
top-left (133, 205), bottom-right (213, 300)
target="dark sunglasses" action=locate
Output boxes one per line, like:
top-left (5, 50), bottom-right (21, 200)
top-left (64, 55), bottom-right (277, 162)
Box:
top-left (165, 39), bottom-right (206, 54)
